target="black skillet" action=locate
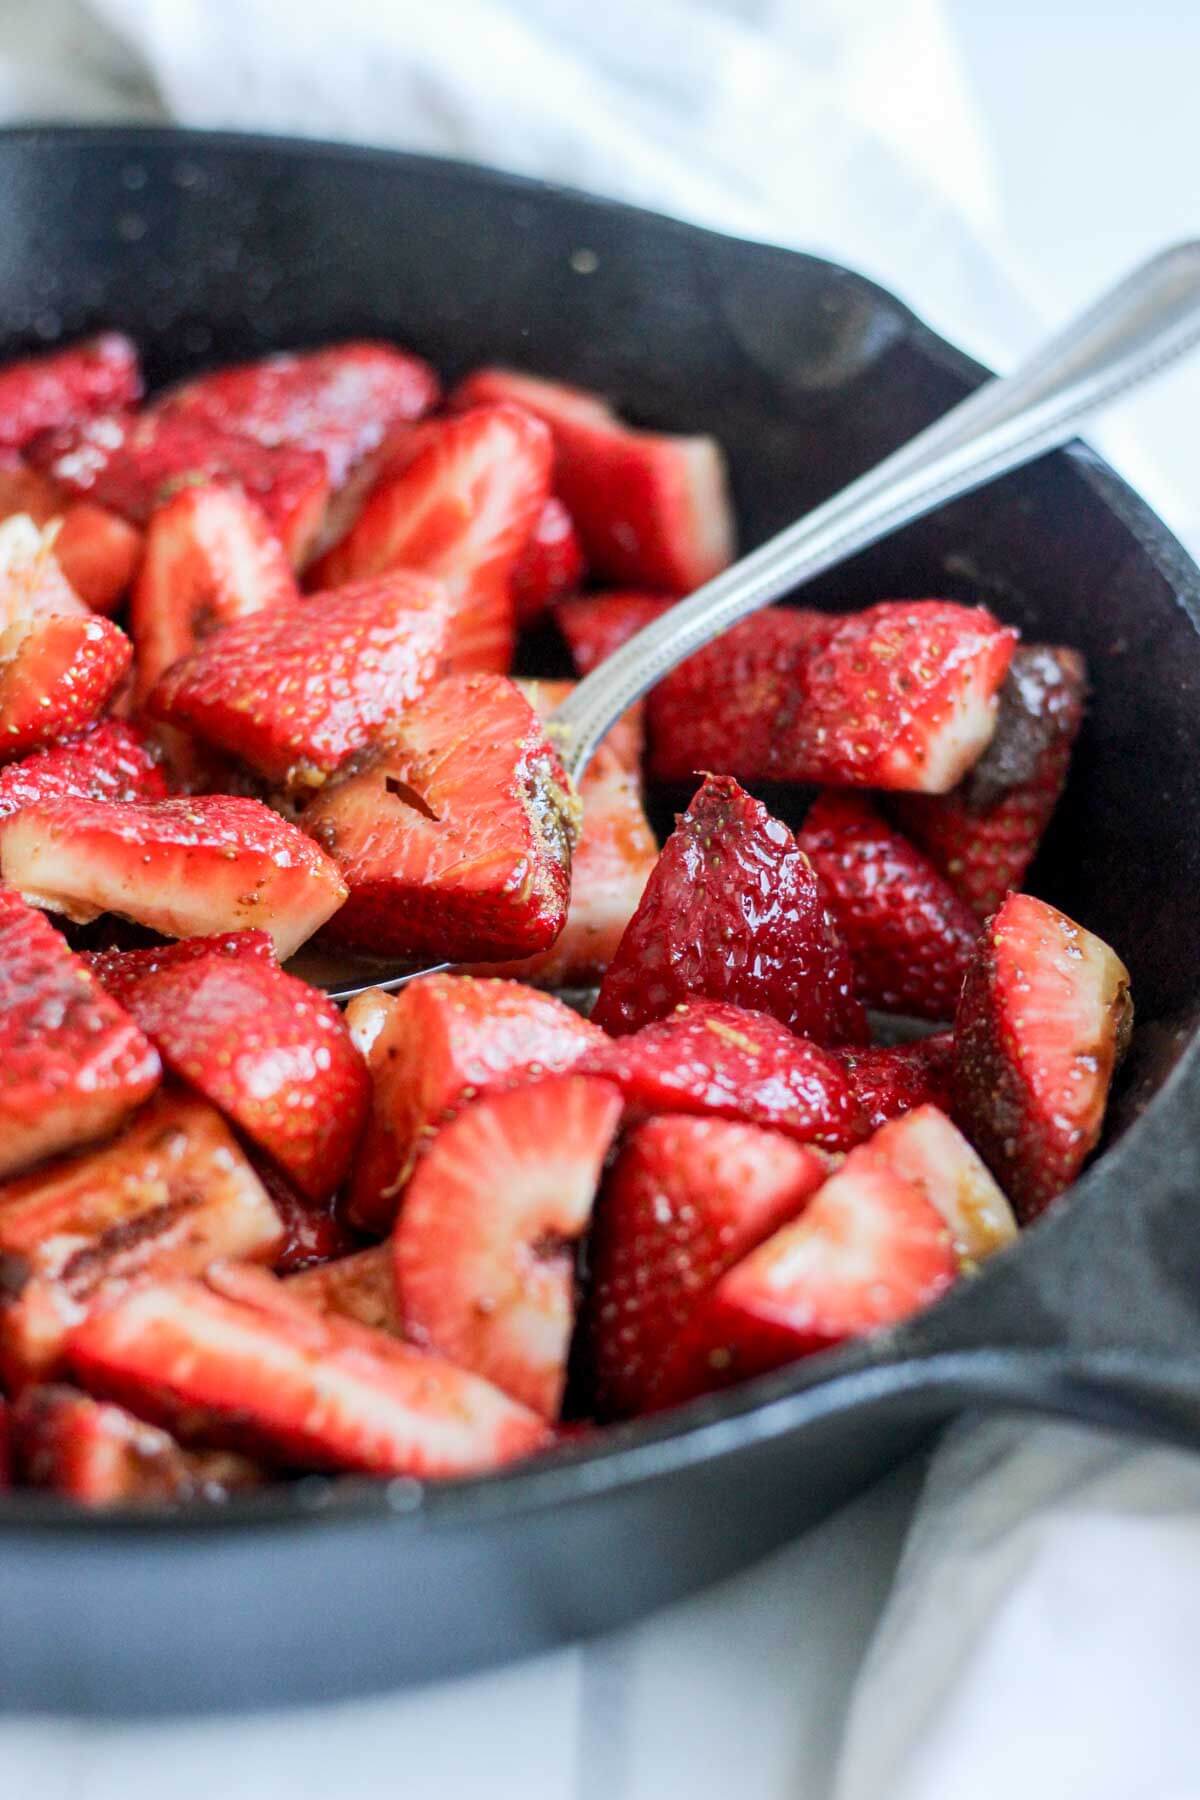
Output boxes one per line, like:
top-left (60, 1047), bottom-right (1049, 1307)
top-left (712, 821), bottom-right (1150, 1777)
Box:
top-left (0, 126), bottom-right (1198, 1718)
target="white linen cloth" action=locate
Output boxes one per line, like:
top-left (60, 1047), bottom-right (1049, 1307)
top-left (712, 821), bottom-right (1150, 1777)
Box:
top-left (1, 3), bottom-right (1199, 1795)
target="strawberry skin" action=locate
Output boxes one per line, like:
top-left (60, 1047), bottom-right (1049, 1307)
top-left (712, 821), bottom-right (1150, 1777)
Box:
top-left (0, 793), bottom-right (347, 959)
top-left (0, 612), bottom-right (131, 760)
top-left (582, 1000), bottom-right (866, 1150)
top-left (0, 887), bottom-right (160, 1180)
top-left (797, 792), bottom-right (980, 1020)
top-left (286, 1245), bottom-right (402, 1337)
top-left (953, 892), bottom-right (1132, 1220)
top-left (0, 333), bottom-right (141, 450)
top-left (0, 717), bottom-right (167, 821)
top-left (305, 672), bottom-right (579, 962)
top-left (556, 590), bottom-right (675, 674)
top-left (891, 645), bottom-right (1088, 918)
top-left (835, 1032), bottom-right (956, 1130)
top-left (869, 1104), bottom-right (1017, 1267)
top-left (67, 1265), bottom-right (549, 1478)
top-left (345, 973), bottom-right (604, 1235)
top-left (451, 368), bottom-right (734, 591)
top-left (512, 495), bottom-right (585, 626)
top-left (148, 570), bottom-right (453, 790)
top-left (591, 774), bottom-right (867, 1045)
top-left (84, 929), bottom-right (277, 1003)
top-left (587, 1115), bottom-right (828, 1418)
top-left (395, 1075), bottom-right (623, 1418)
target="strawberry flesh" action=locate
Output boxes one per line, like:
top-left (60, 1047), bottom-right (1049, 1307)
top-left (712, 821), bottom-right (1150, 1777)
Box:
top-left (868, 1104), bottom-right (1017, 1266)
top-left (556, 590), bottom-right (675, 674)
top-left (834, 1032), bottom-right (956, 1131)
top-left (0, 612), bottom-right (131, 761)
top-left (0, 460), bottom-right (142, 613)
top-left (0, 334), bottom-right (141, 450)
top-left (512, 495), bottom-right (585, 626)
top-left (286, 1244), bottom-right (402, 1337)
top-left (0, 717), bottom-right (167, 821)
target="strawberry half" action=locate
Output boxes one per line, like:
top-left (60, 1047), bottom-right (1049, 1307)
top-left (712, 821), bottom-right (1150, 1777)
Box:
top-left (512, 495), bottom-right (585, 626)
top-left (0, 717), bottom-right (168, 822)
top-left (0, 793), bottom-right (347, 958)
top-left (0, 460), bottom-right (142, 613)
top-left (147, 570), bottom-right (453, 791)
top-left (556, 590), bottom-right (675, 674)
top-left (582, 1000), bottom-right (866, 1150)
top-left (451, 367), bottom-right (734, 591)
top-left (890, 645), bottom-right (1088, 918)
top-left (797, 792), bottom-right (980, 1020)
top-left (0, 887), bottom-right (160, 1180)
top-left (286, 1245), bottom-right (402, 1338)
top-left (304, 672), bottom-right (578, 962)
top-left (868, 1104), bottom-right (1017, 1267)
top-left (311, 404), bottom-right (554, 672)
top-left (0, 612), bottom-right (131, 761)
top-left (0, 1089), bottom-right (283, 1386)
top-left (591, 774), bottom-right (866, 1044)
top-left (0, 333), bottom-right (141, 451)
top-left (345, 973), bottom-right (604, 1235)
top-left (67, 1265), bottom-right (549, 1478)
top-left (953, 892), bottom-right (1132, 1220)
top-left (394, 1075), bottom-right (623, 1418)
top-left (834, 1032), bottom-right (956, 1131)
top-left (586, 1115), bottom-right (828, 1418)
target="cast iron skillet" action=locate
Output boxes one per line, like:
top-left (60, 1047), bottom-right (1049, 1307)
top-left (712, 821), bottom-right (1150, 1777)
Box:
top-left (0, 126), bottom-right (1198, 1718)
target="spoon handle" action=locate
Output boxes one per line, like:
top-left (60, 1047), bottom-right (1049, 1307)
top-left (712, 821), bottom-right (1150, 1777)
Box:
top-left (551, 241), bottom-right (1200, 782)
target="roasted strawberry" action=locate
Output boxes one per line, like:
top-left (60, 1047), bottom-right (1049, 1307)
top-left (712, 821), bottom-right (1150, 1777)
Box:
top-left (890, 645), bottom-right (1088, 918)
top-left (30, 410), bottom-right (330, 566)
top-left (0, 333), bottom-right (140, 450)
top-left (0, 887), bottom-right (160, 1180)
top-left (587, 1115), bottom-right (828, 1418)
top-left (0, 460), bottom-right (142, 613)
top-left (0, 612), bottom-right (131, 760)
top-left (0, 1089), bottom-right (283, 1385)
top-left (311, 404), bottom-right (553, 671)
top-left (591, 775), bottom-right (866, 1044)
top-left (345, 973), bottom-right (605, 1234)
top-left (394, 1076), bottom-right (623, 1417)
top-left (0, 511), bottom-right (91, 625)
top-left (451, 368), bottom-right (734, 591)
top-left (10, 1384), bottom-right (262, 1505)
top-left (797, 793), bottom-right (980, 1019)
top-left (147, 571), bottom-right (452, 791)
top-left (834, 1032), bottom-right (956, 1130)
top-left (512, 496), bottom-right (585, 626)
top-left (305, 672), bottom-right (578, 962)
top-left (286, 1245), bottom-right (402, 1337)
top-left (868, 1105), bottom-right (1017, 1266)
top-left (953, 892), bottom-right (1132, 1220)
top-left (555, 590), bottom-right (675, 674)
top-left (67, 1265), bottom-right (549, 1477)
top-left (84, 929), bottom-right (277, 1003)
top-left (516, 676), bottom-right (645, 777)
top-left (248, 1158), bottom-right (361, 1275)
top-left (0, 717), bottom-right (167, 821)
top-left (0, 794), bottom-right (347, 958)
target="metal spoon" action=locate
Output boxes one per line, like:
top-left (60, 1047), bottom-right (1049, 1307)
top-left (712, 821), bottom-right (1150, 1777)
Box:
top-left (307, 242), bottom-right (1200, 1004)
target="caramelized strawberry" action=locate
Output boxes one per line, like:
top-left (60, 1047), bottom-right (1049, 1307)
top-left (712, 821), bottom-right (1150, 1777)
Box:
top-left (0, 612), bottom-right (131, 760)
top-left (0, 717), bottom-right (167, 821)
top-left (84, 929), bottom-right (277, 1004)
top-left (286, 1244), bottom-right (402, 1337)
top-left (555, 590), bottom-right (675, 674)
top-left (250, 1158), bottom-right (361, 1275)
top-left (512, 495), bottom-right (585, 626)
top-left (834, 1032), bottom-right (956, 1131)
top-left (0, 333), bottom-right (140, 450)
top-left (0, 460), bottom-right (142, 613)
top-left (868, 1105), bottom-right (1017, 1266)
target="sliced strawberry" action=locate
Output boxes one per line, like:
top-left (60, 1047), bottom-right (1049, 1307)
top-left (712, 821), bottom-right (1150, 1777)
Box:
top-left (285, 1244), bottom-right (402, 1337)
top-left (0, 887), bottom-right (160, 1180)
top-left (67, 1265), bottom-right (549, 1477)
top-left (0, 333), bottom-right (141, 450)
top-left (587, 1115), bottom-right (828, 1418)
top-left (0, 512), bottom-right (91, 627)
top-left (30, 410), bottom-right (330, 566)
top-left (10, 1384), bottom-right (263, 1505)
top-left (345, 973), bottom-right (604, 1235)
top-left (797, 792), bottom-right (980, 1020)
top-left (84, 928), bottom-right (276, 1004)
top-left (583, 1000), bottom-right (865, 1150)
top-left (147, 570), bottom-right (452, 791)
top-left (0, 717), bottom-right (167, 822)
top-left (0, 461), bottom-right (142, 613)
top-left (0, 794), bottom-right (347, 958)
top-left (555, 590), bottom-right (675, 674)
top-left (451, 367), bottom-right (734, 591)
top-left (890, 645), bottom-right (1088, 918)
top-left (0, 612), bottom-right (131, 760)
top-left (0, 1089), bottom-right (283, 1385)
top-left (310, 404), bottom-right (554, 671)
top-left (304, 672), bottom-right (578, 962)
top-left (249, 1158), bottom-right (361, 1275)
top-left (394, 1075), bottom-right (623, 1418)
top-left (834, 1032), bottom-right (956, 1131)
top-left (512, 496), bottom-right (585, 626)
top-left (868, 1104), bottom-right (1017, 1266)
top-left (591, 774), bottom-right (866, 1044)
top-left (953, 892), bottom-right (1132, 1220)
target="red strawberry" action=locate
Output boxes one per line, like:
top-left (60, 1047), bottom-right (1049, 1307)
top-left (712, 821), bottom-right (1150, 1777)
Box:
top-left (304, 672), bottom-right (578, 962)
top-left (310, 404), bottom-right (554, 672)
top-left (0, 612), bottom-right (131, 760)
top-left (890, 645), bottom-right (1088, 918)
top-left (0, 717), bottom-right (167, 821)
top-left (0, 460), bottom-right (142, 613)
top-left (0, 887), bottom-right (160, 1180)
top-left (0, 513), bottom-right (91, 626)
top-left (451, 367), bottom-right (734, 591)
top-left (834, 1032), bottom-right (956, 1130)
top-left (591, 774), bottom-right (866, 1044)
top-left (512, 496), bottom-right (585, 626)
top-left (394, 1075), bottom-right (623, 1418)
top-left (953, 892), bottom-right (1132, 1220)
top-left (797, 792), bottom-right (980, 1020)
top-left (868, 1104), bottom-right (1017, 1266)
top-left (67, 1265), bottom-right (549, 1478)
top-left (587, 1115), bottom-right (828, 1418)
top-left (0, 1089), bottom-right (283, 1386)
top-left (249, 1158), bottom-right (361, 1275)
top-left (0, 333), bottom-right (141, 450)
top-left (345, 973), bottom-right (604, 1235)
top-left (84, 929), bottom-right (276, 1004)
top-left (147, 570), bottom-right (453, 791)
top-left (30, 410), bottom-right (330, 567)
top-left (286, 1245), bottom-right (402, 1337)
top-left (582, 1000), bottom-right (866, 1150)
top-left (0, 794), bottom-right (347, 959)
top-left (556, 590), bottom-right (675, 674)
top-left (9, 1384), bottom-right (262, 1505)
